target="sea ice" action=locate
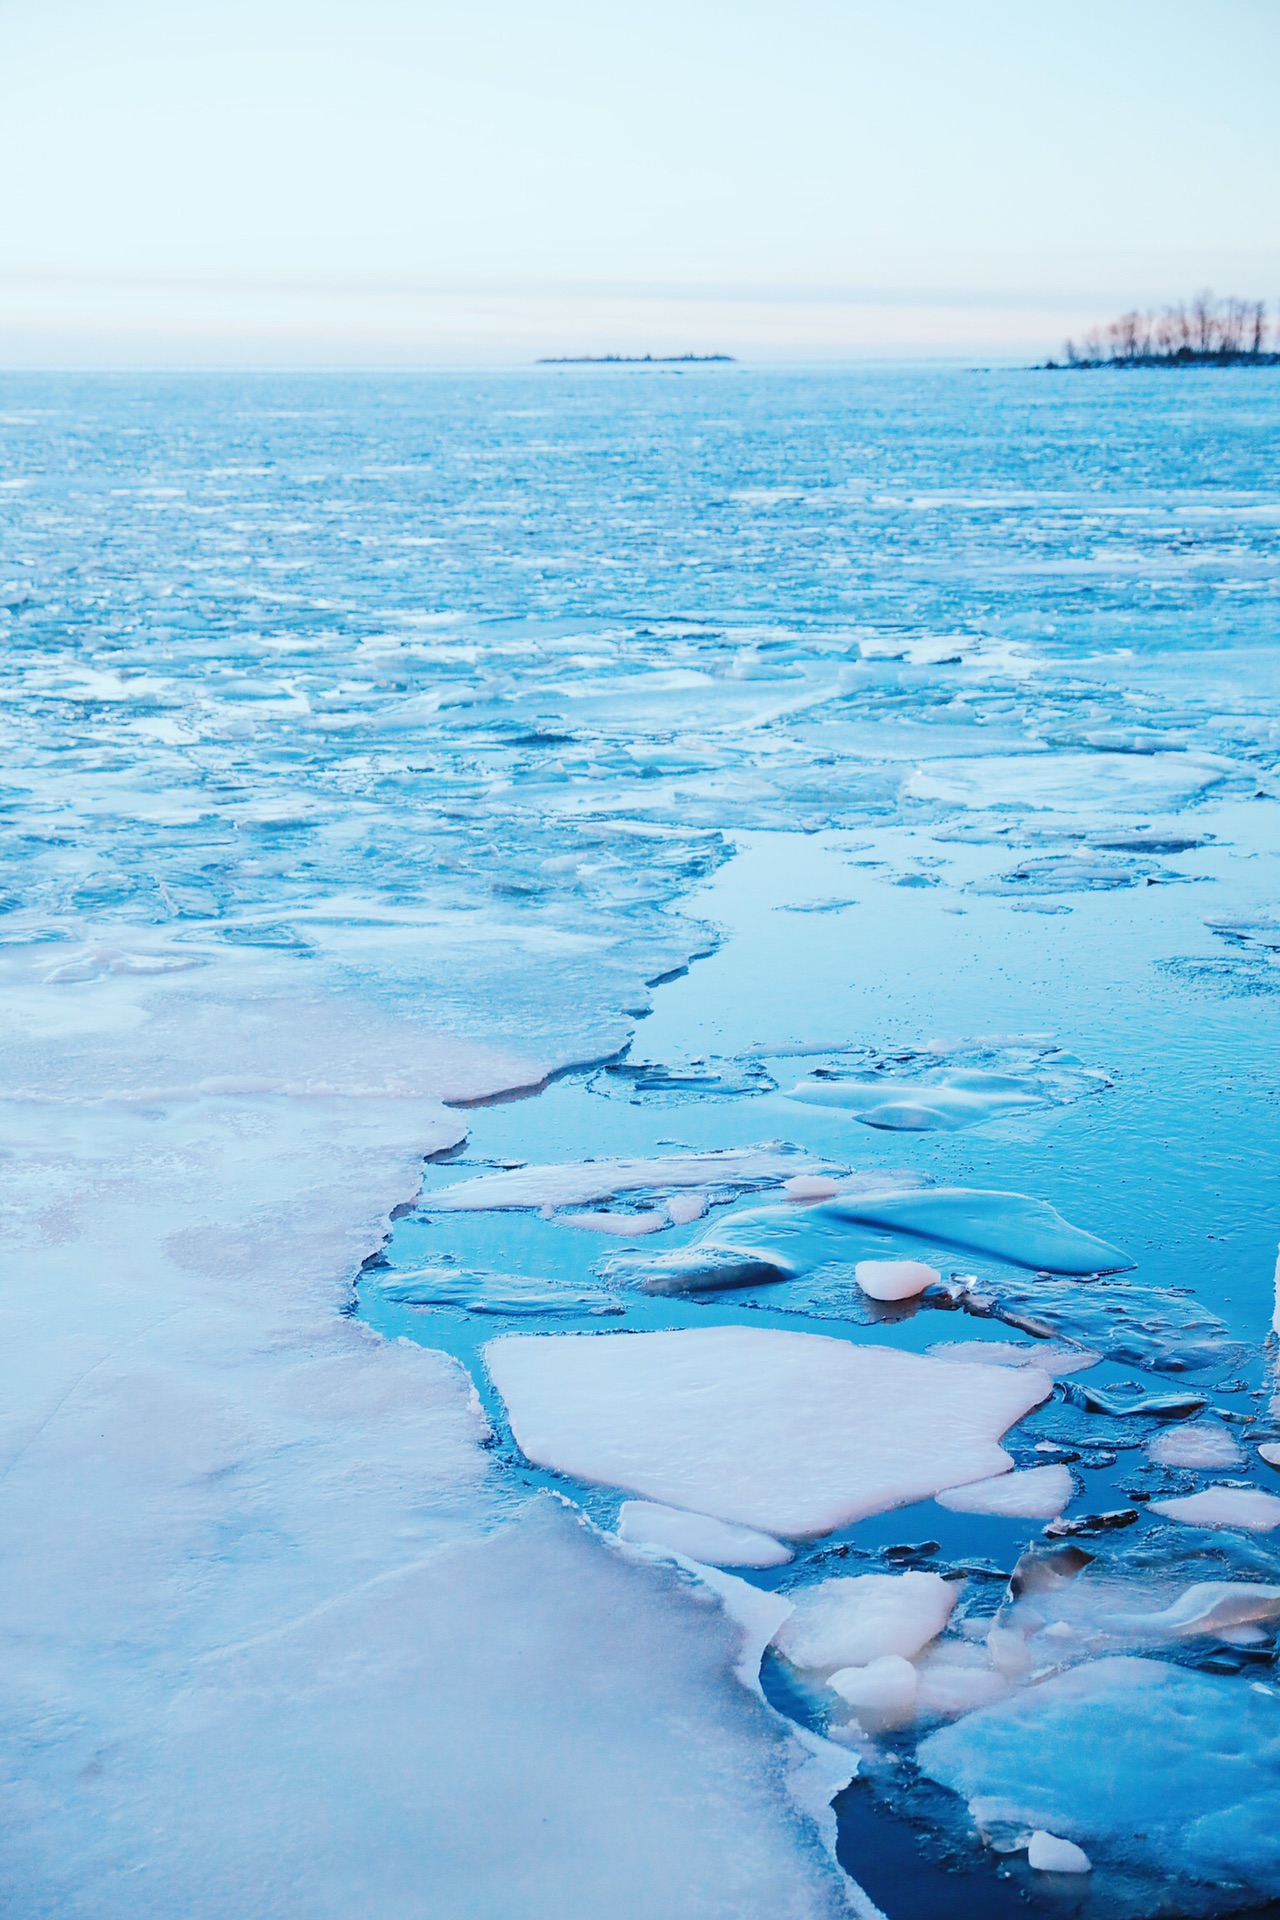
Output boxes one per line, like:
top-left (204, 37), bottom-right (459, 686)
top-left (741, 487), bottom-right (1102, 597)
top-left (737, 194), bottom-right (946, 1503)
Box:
top-left (772, 1572), bottom-right (958, 1672)
top-left (828, 1654), bottom-right (919, 1723)
top-left (485, 1327), bottom-right (1051, 1537)
top-left (1150, 1487), bottom-right (1280, 1532)
top-left (1099, 1581), bottom-right (1280, 1641)
top-left (928, 1339), bottom-right (1100, 1377)
top-left (936, 1464), bottom-right (1073, 1518)
top-left (617, 1501), bottom-right (793, 1568)
top-left (559, 1208), bottom-right (669, 1235)
top-left (855, 1258), bottom-right (938, 1301)
top-left (621, 1184), bottom-right (1129, 1295)
top-left (974, 1276), bottom-right (1238, 1371)
top-left (919, 1656), bottom-right (1280, 1905)
top-left (1148, 1424), bottom-right (1243, 1469)
top-left (903, 750), bottom-right (1226, 812)
top-left (1261, 1443), bottom-right (1280, 1469)
top-left (786, 1069), bottom-right (1047, 1131)
top-left (1027, 1832), bottom-right (1092, 1874)
top-left (425, 1146), bottom-right (816, 1211)
top-left (826, 1187), bottom-right (1131, 1274)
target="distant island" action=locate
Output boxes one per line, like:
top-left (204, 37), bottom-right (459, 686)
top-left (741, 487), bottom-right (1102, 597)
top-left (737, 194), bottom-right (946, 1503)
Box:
top-left (1046, 292), bottom-right (1280, 368)
top-left (536, 352), bottom-right (736, 365)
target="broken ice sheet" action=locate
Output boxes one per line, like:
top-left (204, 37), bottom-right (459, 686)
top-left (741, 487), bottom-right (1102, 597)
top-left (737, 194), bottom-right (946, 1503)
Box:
top-left (616, 1502), bottom-right (794, 1568)
top-left (484, 1326), bottom-right (1050, 1537)
top-left (615, 1184), bottom-right (1131, 1294)
top-left (970, 1276), bottom-right (1241, 1372)
top-left (422, 1145), bottom-right (820, 1212)
top-left (935, 1464), bottom-right (1074, 1519)
top-left (918, 1656), bottom-right (1280, 1913)
top-left (372, 1265), bottom-right (620, 1317)
top-left (903, 749), bottom-right (1228, 812)
top-left (786, 1036), bottom-right (1108, 1133)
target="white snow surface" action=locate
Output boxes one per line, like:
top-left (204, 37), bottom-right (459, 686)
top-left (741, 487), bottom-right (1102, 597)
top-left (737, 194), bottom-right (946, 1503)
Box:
top-left (936, 1464), bottom-right (1074, 1518)
top-left (0, 952), bottom-right (859, 1917)
top-left (485, 1327), bottom-right (1051, 1538)
top-left (427, 1146), bottom-right (820, 1211)
top-left (617, 1502), bottom-right (794, 1568)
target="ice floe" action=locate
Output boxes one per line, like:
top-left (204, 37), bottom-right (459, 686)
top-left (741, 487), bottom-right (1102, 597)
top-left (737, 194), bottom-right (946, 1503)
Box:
top-left (1027, 1831), bottom-right (1091, 1874)
top-left (425, 1145), bottom-right (815, 1212)
top-left (616, 1501), bottom-right (794, 1568)
top-left (1151, 1487), bottom-right (1280, 1532)
top-left (969, 1276), bottom-right (1238, 1371)
top-left (904, 750), bottom-right (1227, 812)
top-left (826, 1187), bottom-right (1131, 1274)
top-left (617, 1183), bottom-right (1130, 1295)
top-left (772, 1571), bottom-right (958, 1673)
top-left (485, 1327), bottom-right (1051, 1537)
top-left (919, 1656), bottom-right (1280, 1906)
top-left (786, 1038), bottom-right (1107, 1133)
top-left (936, 1464), bottom-right (1073, 1518)
top-left (1148, 1423), bottom-right (1243, 1469)
top-left (854, 1258), bottom-right (938, 1302)
top-left (928, 1338), bottom-right (1100, 1377)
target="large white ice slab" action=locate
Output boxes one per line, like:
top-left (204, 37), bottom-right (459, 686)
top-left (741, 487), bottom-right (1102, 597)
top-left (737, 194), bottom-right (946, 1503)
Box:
top-left (485, 1327), bottom-right (1051, 1537)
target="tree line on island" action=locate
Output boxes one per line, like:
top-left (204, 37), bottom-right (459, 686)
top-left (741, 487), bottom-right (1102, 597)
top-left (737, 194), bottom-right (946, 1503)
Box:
top-left (1051, 291), bottom-right (1280, 367)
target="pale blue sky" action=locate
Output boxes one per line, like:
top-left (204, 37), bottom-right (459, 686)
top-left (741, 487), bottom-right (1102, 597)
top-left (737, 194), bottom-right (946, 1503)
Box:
top-left (1, 0), bottom-right (1277, 362)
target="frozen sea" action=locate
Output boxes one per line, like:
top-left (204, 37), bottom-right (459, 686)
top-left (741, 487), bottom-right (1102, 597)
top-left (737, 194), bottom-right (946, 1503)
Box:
top-left (2, 363), bottom-right (1280, 1918)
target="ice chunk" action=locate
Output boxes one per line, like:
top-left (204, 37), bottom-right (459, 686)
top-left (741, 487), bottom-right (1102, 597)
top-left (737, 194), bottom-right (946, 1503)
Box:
top-left (913, 1642), bottom-right (1012, 1719)
top-left (1100, 1581), bottom-right (1280, 1641)
top-left (975, 1276), bottom-right (1238, 1372)
top-left (666, 1191), bottom-right (708, 1225)
top-left (929, 1338), bottom-right (1100, 1377)
top-left (374, 1265), bottom-right (617, 1317)
top-left (486, 1327), bottom-right (1051, 1537)
top-left (784, 1174), bottom-right (842, 1202)
top-left (1071, 1382), bottom-right (1207, 1417)
top-left (787, 1070), bottom-right (1046, 1132)
top-left (827, 1187), bottom-right (1131, 1274)
top-left (1027, 1832), bottom-right (1091, 1874)
top-left (1261, 1443), bottom-right (1280, 1469)
top-left (1150, 1487), bottom-right (1280, 1532)
top-left (623, 1184), bottom-right (1129, 1296)
top-left (426, 1146), bottom-right (818, 1212)
top-left (558, 1208), bottom-right (669, 1235)
top-left (919, 1656), bottom-right (1280, 1902)
top-left (904, 750), bottom-right (1226, 812)
top-left (855, 1258), bottom-right (938, 1302)
top-left (936, 1464), bottom-right (1073, 1519)
top-left (1148, 1424), bottom-right (1243, 1470)
top-left (772, 1571), bottom-right (958, 1672)
top-left (616, 1502), bottom-right (793, 1568)
top-left (828, 1654), bottom-right (918, 1724)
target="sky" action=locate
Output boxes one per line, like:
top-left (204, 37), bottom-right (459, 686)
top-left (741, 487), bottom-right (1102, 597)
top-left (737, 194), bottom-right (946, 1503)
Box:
top-left (0, 0), bottom-right (1277, 365)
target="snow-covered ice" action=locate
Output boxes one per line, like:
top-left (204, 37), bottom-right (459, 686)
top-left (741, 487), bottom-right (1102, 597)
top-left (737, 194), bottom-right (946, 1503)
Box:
top-left (935, 1463), bottom-right (1073, 1518)
top-left (1150, 1487), bottom-right (1280, 1531)
top-left (426, 1146), bottom-right (815, 1211)
top-left (486, 1327), bottom-right (1051, 1536)
top-left (772, 1572), bottom-right (958, 1673)
top-left (617, 1501), bottom-right (794, 1568)
top-left (1147, 1423), bottom-right (1244, 1469)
